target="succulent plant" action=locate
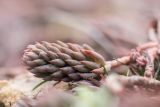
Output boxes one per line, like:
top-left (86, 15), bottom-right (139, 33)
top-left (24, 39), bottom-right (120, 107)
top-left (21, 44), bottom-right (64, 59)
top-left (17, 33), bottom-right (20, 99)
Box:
top-left (22, 41), bottom-right (106, 83)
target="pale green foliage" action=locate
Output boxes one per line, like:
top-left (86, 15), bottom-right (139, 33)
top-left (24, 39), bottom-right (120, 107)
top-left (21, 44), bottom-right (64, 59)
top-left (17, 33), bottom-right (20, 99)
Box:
top-left (71, 86), bottom-right (118, 107)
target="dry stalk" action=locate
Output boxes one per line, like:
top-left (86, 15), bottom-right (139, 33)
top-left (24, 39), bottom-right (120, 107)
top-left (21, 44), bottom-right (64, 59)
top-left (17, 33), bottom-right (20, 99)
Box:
top-left (104, 74), bottom-right (160, 94)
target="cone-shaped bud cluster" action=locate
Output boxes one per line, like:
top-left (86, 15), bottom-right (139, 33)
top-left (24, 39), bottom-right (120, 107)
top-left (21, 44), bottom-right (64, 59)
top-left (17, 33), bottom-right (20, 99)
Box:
top-left (22, 41), bottom-right (105, 82)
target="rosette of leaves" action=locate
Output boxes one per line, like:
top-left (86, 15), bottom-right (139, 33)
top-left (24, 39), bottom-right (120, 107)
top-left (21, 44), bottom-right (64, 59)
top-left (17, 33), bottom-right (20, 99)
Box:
top-left (22, 41), bottom-right (106, 84)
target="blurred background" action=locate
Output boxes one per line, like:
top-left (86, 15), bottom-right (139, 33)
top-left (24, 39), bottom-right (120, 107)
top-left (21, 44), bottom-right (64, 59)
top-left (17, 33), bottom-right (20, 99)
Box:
top-left (1, 1), bottom-right (160, 107)
top-left (0, 0), bottom-right (159, 68)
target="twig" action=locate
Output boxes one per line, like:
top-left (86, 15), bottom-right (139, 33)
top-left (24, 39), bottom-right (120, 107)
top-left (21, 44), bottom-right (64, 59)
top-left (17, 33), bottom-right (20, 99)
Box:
top-left (119, 75), bottom-right (160, 89)
top-left (91, 56), bottom-right (130, 74)
top-left (104, 75), bottom-right (160, 94)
